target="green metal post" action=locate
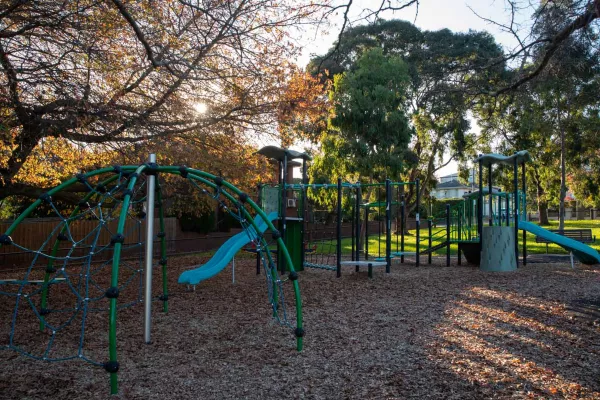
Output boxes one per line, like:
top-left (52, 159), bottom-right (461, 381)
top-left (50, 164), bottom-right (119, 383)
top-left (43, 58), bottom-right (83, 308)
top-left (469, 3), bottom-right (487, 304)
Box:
top-left (156, 183), bottom-right (168, 313)
top-left (355, 184), bottom-right (362, 271)
top-left (446, 204), bottom-right (450, 267)
top-left (457, 205), bottom-right (462, 266)
top-left (336, 178), bottom-right (342, 278)
top-left (281, 152), bottom-right (288, 274)
top-left (478, 157), bottom-right (483, 249)
top-left (301, 159), bottom-right (307, 271)
top-left (428, 220), bottom-right (432, 264)
top-left (400, 194), bottom-right (405, 263)
top-left (108, 164), bottom-right (145, 394)
top-left (365, 205), bottom-right (369, 261)
top-left (488, 165), bottom-right (493, 226)
top-left (513, 159), bottom-right (519, 267)
top-left (385, 179), bottom-right (391, 273)
top-left (415, 179), bottom-right (420, 267)
top-left (522, 162), bottom-right (527, 265)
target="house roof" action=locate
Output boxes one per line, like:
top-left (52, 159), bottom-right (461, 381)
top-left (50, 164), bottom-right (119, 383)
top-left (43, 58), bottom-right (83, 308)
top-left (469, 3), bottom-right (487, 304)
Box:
top-left (435, 180), bottom-right (470, 189)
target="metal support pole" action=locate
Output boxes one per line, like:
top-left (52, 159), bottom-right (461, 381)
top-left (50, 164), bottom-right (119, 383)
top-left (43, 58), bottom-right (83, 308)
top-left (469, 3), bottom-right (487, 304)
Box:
top-left (277, 161), bottom-right (283, 273)
top-left (513, 158), bottom-right (519, 267)
top-left (457, 205), bottom-right (462, 266)
top-left (281, 152), bottom-right (288, 274)
top-left (351, 190), bottom-right (355, 262)
top-left (478, 157), bottom-right (483, 250)
top-left (365, 205), bottom-right (369, 261)
top-left (301, 159), bottom-right (307, 271)
top-left (446, 204), bottom-right (450, 267)
top-left (428, 220), bottom-right (432, 265)
top-left (458, 204), bottom-right (462, 242)
top-left (522, 162), bottom-right (527, 265)
top-left (256, 184), bottom-right (262, 275)
top-left (355, 184), bottom-right (362, 271)
top-left (506, 195), bottom-right (510, 227)
top-left (256, 250), bottom-right (261, 275)
top-left (156, 182), bottom-right (168, 314)
top-left (415, 179), bottom-right (420, 267)
top-left (401, 194), bottom-right (405, 263)
top-left (488, 164), bottom-right (493, 226)
top-left (144, 153), bottom-right (156, 344)
top-left (385, 179), bottom-right (392, 273)
top-left (336, 178), bottom-right (342, 278)
top-left (467, 198), bottom-right (471, 240)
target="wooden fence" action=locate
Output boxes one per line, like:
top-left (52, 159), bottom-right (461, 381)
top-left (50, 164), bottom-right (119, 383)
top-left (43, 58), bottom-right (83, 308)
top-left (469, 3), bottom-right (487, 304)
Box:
top-left (0, 217), bottom-right (177, 267)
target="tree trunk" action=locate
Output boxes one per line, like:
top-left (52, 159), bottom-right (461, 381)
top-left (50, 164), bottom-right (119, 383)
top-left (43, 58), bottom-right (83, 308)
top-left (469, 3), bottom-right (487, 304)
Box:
top-left (557, 102), bottom-right (566, 231)
top-left (532, 166), bottom-right (549, 225)
top-left (538, 197), bottom-right (550, 225)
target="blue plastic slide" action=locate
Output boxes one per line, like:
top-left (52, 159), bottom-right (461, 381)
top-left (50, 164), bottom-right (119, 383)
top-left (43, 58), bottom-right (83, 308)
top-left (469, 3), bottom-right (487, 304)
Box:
top-left (519, 221), bottom-right (600, 265)
top-left (178, 212), bottom-right (279, 285)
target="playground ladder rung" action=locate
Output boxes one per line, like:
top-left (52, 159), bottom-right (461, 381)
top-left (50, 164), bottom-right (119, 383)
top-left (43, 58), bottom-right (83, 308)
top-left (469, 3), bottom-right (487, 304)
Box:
top-left (339, 261), bottom-right (387, 266)
top-left (0, 278), bottom-right (67, 285)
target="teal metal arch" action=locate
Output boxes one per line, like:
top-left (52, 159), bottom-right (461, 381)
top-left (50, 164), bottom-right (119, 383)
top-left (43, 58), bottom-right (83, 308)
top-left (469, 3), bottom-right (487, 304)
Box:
top-left (0, 164), bottom-right (303, 395)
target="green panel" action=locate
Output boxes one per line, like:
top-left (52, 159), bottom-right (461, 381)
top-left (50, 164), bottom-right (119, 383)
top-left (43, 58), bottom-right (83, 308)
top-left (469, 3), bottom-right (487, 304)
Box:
top-left (480, 226), bottom-right (517, 271)
top-left (282, 219), bottom-right (303, 272)
top-left (261, 185), bottom-right (280, 216)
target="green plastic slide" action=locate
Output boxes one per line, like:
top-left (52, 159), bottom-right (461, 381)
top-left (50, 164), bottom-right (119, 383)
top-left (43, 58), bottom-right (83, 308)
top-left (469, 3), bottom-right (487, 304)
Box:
top-left (519, 221), bottom-right (600, 265)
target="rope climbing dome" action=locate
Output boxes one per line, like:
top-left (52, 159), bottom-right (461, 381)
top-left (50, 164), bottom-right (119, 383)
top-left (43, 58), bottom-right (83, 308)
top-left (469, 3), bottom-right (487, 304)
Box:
top-left (0, 162), bottom-right (303, 395)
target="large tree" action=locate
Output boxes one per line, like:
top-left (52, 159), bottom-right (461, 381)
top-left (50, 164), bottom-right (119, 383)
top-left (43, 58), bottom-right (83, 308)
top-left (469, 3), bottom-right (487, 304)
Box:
top-left (477, 0), bottom-right (600, 225)
top-left (324, 47), bottom-right (412, 181)
top-left (307, 20), bottom-right (504, 212)
top-left (0, 0), bottom-right (323, 200)
top-left (472, 0), bottom-right (600, 94)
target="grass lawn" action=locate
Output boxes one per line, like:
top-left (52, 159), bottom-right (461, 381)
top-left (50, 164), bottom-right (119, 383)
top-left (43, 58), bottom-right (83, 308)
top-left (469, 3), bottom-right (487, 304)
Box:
top-left (311, 219), bottom-right (600, 258)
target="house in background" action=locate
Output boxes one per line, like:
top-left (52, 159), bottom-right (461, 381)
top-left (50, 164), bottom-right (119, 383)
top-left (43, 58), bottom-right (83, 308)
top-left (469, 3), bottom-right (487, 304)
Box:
top-left (431, 172), bottom-right (499, 199)
top-left (431, 178), bottom-right (473, 199)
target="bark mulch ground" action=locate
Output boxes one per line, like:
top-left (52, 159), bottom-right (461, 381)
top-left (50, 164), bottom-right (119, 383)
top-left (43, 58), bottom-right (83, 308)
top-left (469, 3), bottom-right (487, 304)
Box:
top-left (1, 255), bottom-right (599, 399)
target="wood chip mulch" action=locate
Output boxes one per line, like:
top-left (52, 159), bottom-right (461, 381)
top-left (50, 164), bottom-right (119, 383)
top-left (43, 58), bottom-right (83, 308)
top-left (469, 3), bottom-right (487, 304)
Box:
top-left (1, 256), bottom-right (599, 399)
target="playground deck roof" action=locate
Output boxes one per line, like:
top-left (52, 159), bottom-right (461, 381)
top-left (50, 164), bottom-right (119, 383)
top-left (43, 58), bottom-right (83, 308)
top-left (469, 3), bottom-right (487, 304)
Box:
top-left (474, 150), bottom-right (530, 167)
top-left (256, 145), bottom-right (312, 162)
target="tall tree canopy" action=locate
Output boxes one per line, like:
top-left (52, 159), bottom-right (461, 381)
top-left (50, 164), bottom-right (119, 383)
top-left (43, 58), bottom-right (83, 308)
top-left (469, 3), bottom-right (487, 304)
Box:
top-left (0, 0), bottom-right (323, 200)
top-left (477, 0), bottom-right (600, 95)
top-left (321, 48), bottom-right (412, 181)
top-left (306, 20), bottom-right (505, 209)
top-left (476, 0), bottom-right (600, 224)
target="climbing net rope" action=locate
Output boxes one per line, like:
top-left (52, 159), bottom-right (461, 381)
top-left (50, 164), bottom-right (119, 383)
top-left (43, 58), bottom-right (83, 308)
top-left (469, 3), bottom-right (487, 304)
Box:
top-left (0, 168), bottom-right (148, 364)
top-left (0, 164), bottom-right (303, 395)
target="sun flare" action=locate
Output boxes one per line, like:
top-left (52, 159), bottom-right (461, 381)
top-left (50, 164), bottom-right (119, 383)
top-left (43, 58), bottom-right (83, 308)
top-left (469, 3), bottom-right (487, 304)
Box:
top-left (193, 102), bottom-right (208, 114)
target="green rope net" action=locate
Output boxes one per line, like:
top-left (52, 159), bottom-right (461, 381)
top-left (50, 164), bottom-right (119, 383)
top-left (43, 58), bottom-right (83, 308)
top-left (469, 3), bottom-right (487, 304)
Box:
top-left (0, 164), bottom-right (303, 395)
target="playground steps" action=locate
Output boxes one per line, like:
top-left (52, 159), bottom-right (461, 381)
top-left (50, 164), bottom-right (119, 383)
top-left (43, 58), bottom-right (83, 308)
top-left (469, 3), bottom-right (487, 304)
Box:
top-left (419, 241), bottom-right (448, 255)
top-left (373, 252), bottom-right (417, 262)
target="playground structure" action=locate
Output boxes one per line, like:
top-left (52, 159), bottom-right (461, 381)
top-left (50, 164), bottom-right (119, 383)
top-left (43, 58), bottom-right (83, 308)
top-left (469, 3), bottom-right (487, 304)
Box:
top-left (0, 157), bottom-right (303, 395)
top-left (431, 151), bottom-right (600, 267)
top-left (257, 146), bottom-right (426, 277)
top-left (2, 148), bottom-right (599, 396)
top-left (257, 148), bottom-right (600, 275)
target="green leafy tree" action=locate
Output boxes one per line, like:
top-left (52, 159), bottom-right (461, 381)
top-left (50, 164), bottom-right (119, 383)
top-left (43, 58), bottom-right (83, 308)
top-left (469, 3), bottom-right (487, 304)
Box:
top-left (308, 20), bottom-right (504, 212)
top-left (325, 48), bottom-right (412, 181)
top-left (477, 0), bottom-right (600, 225)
